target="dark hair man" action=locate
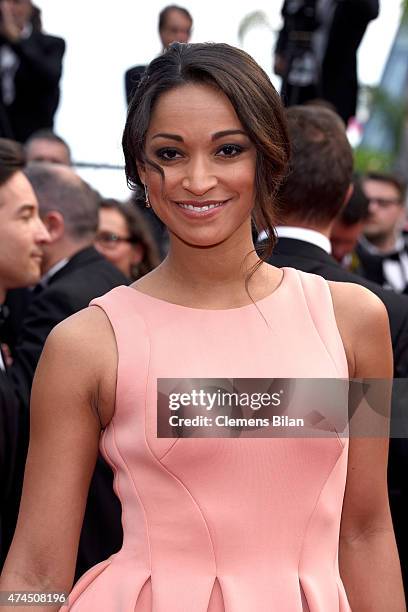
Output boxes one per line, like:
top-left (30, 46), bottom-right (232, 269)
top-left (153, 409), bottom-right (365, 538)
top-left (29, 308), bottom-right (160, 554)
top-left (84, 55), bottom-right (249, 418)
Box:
top-left (25, 129), bottom-right (71, 165)
top-left (267, 106), bottom-right (408, 377)
top-left (9, 163), bottom-right (128, 580)
top-left (0, 0), bottom-right (65, 142)
top-left (0, 137), bottom-right (49, 567)
top-left (331, 176), bottom-right (370, 265)
top-left (356, 172), bottom-right (408, 293)
top-left (266, 105), bottom-right (408, 597)
top-left (125, 5), bottom-right (193, 104)
top-left (0, 139), bottom-right (49, 328)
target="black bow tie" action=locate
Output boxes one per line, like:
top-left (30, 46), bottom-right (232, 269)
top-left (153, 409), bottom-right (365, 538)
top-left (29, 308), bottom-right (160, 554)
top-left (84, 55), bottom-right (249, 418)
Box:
top-left (386, 251), bottom-right (403, 262)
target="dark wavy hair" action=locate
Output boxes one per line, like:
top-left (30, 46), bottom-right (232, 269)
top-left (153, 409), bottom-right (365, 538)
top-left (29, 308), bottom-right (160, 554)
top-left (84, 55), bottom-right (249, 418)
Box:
top-left (122, 42), bottom-right (290, 261)
top-left (0, 138), bottom-right (25, 188)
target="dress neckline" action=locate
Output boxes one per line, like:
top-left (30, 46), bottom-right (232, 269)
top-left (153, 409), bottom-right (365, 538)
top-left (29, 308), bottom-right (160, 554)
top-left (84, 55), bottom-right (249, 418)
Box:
top-left (122, 267), bottom-right (288, 313)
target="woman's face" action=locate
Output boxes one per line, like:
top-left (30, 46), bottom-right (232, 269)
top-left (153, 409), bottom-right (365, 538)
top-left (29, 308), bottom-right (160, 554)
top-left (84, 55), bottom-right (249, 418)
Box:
top-left (140, 83), bottom-right (257, 248)
top-left (95, 208), bottom-right (143, 279)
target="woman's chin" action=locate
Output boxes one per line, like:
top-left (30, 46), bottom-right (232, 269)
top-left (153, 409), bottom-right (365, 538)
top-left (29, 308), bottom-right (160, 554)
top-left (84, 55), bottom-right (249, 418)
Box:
top-left (169, 229), bottom-right (231, 250)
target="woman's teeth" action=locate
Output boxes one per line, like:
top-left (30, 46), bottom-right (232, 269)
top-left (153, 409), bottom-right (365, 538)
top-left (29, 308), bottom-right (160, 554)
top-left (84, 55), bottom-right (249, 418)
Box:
top-left (177, 202), bottom-right (224, 212)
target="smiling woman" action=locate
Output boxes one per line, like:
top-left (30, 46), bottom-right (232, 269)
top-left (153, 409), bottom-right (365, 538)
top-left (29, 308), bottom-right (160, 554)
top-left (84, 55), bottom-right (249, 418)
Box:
top-left (140, 84), bottom-right (258, 250)
top-left (0, 43), bottom-right (405, 612)
top-left (124, 43), bottom-right (289, 272)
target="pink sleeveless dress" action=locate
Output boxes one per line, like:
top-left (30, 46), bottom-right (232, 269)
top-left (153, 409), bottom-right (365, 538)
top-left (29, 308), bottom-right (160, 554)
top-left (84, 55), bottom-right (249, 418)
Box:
top-left (66, 267), bottom-right (351, 612)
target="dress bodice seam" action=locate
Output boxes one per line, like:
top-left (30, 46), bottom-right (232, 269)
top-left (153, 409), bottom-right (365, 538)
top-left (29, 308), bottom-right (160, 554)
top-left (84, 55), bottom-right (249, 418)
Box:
top-left (297, 271), bottom-right (347, 379)
top-left (155, 451), bottom-right (219, 578)
top-left (109, 420), bottom-right (153, 571)
top-left (139, 315), bottom-right (218, 578)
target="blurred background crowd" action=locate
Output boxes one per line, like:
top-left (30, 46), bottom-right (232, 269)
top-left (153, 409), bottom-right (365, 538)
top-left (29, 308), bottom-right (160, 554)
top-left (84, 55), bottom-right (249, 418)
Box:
top-left (2, 0), bottom-right (408, 604)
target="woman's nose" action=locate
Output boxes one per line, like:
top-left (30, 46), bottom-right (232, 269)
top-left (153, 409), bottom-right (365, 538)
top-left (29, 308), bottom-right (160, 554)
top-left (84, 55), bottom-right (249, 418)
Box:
top-left (181, 156), bottom-right (218, 195)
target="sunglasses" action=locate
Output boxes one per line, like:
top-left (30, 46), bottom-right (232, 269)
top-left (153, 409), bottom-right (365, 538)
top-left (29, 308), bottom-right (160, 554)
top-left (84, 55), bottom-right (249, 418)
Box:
top-left (95, 231), bottom-right (138, 247)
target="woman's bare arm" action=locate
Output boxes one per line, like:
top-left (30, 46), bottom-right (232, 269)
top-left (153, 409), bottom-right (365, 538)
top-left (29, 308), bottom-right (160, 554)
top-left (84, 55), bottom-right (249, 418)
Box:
top-left (330, 281), bottom-right (406, 612)
top-left (0, 306), bottom-right (117, 611)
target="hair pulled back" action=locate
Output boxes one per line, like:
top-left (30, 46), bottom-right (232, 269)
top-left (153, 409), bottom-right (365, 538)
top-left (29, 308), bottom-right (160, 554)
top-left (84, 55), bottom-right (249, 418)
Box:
top-left (122, 42), bottom-right (290, 256)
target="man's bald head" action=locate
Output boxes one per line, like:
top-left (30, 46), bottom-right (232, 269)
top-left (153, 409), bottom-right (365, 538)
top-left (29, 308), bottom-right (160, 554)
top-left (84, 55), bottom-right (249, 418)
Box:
top-left (24, 163), bottom-right (99, 241)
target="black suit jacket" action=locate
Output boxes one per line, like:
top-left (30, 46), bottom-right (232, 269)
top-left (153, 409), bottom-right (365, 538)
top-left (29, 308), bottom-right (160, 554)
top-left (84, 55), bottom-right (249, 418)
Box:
top-left (0, 31), bottom-right (65, 142)
top-left (2, 288), bottom-right (32, 356)
top-left (268, 237), bottom-right (408, 377)
top-left (268, 237), bottom-right (408, 595)
top-left (125, 64), bottom-right (146, 104)
top-left (10, 246), bottom-right (128, 580)
top-left (0, 367), bottom-right (21, 570)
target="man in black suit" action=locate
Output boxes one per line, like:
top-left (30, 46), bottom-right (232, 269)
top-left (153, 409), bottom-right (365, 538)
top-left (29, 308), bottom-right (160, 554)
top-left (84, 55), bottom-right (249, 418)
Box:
top-left (321, 0), bottom-right (379, 124)
top-left (275, 0), bottom-right (379, 123)
top-left (355, 172), bottom-right (408, 294)
top-left (266, 105), bottom-right (408, 596)
top-left (10, 163), bottom-right (128, 580)
top-left (125, 4), bottom-right (192, 104)
top-left (0, 138), bottom-right (50, 568)
top-left (0, 0), bottom-right (65, 141)
top-left (2, 131), bottom-right (72, 355)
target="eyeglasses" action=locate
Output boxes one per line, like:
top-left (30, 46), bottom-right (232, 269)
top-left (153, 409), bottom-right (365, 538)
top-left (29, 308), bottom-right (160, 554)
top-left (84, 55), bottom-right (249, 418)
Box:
top-left (367, 197), bottom-right (402, 208)
top-left (95, 231), bottom-right (136, 248)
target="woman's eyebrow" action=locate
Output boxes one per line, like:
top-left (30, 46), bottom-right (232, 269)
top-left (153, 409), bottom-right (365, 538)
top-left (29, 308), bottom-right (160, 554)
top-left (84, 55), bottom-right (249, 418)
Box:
top-left (151, 129), bottom-right (248, 142)
top-left (152, 133), bottom-right (183, 141)
top-left (212, 129), bottom-right (247, 141)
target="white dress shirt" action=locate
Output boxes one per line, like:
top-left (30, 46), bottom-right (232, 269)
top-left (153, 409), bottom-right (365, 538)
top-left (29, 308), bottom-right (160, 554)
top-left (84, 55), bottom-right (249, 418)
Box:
top-left (259, 226), bottom-right (332, 255)
top-left (37, 258), bottom-right (69, 289)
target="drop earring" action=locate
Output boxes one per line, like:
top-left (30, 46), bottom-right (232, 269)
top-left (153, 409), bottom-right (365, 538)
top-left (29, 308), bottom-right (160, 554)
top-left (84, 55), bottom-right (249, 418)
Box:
top-left (144, 184), bottom-right (151, 208)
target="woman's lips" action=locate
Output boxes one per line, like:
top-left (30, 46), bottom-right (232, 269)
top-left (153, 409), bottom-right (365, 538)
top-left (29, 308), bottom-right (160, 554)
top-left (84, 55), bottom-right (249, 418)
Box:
top-left (174, 199), bottom-right (229, 217)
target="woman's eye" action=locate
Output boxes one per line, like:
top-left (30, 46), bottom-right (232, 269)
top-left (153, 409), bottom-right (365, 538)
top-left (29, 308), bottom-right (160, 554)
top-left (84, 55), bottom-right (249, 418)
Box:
top-left (217, 144), bottom-right (243, 157)
top-left (156, 148), bottom-right (182, 161)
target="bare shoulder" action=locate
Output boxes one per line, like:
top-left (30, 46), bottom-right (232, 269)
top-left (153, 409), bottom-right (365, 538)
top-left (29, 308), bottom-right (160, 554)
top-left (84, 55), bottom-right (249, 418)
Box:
top-left (47, 303), bottom-right (115, 353)
top-left (2, 306), bottom-right (118, 587)
top-left (42, 304), bottom-right (118, 427)
top-left (326, 281), bottom-right (392, 378)
top-left (327, 280), bottom-right (387, 322)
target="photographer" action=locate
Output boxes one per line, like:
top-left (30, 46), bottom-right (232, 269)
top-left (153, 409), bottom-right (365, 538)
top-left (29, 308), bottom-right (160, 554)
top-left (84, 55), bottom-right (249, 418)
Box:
top-left (275, 0), bottom-right (379, 122)
top-left (0, 0), bottom-right (65, 142)
top-left (274, 0), bottom-right (323, 106)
